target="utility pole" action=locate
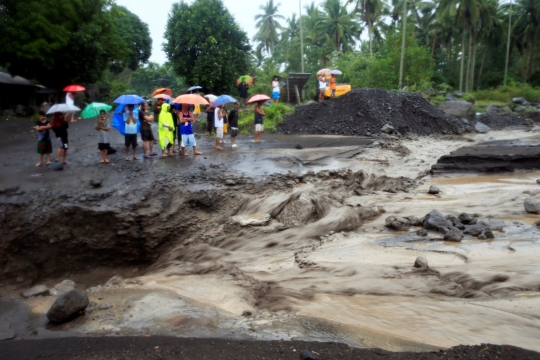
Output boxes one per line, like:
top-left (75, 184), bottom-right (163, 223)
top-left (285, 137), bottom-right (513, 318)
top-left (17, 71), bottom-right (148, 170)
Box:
top-left (299, 0), bottom-right (305, 73)
top-left (399, 0), bottom-right (407, 90)
top-left (504, 0), bottom-right (513, 86)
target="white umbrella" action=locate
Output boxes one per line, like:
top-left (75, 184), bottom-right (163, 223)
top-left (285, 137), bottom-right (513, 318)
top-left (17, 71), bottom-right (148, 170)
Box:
top-left (330, 70), bottom-right (343, 75)
top-left (46, 103), bottom-right (81, 114)
top-left (204, 94), bottom-right (218, 102)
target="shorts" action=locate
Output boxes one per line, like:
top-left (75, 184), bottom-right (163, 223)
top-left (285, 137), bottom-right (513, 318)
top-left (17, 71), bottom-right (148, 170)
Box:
top-left (37, 139), bottom-right (52, 154)
top-left (216, 127), bottom-right (224, 139)
top-left (255, 124), bottom-right (264, 132)
top-left (319, 87), bottom-right (326, 92)
top-left (230, 127), bottom-right (238, 138)
top-left (272, 91), bottom-right (280, 99)
top-left (181, 134), bottom-right (196, 147)
top-left (125, 133), bottom-right (138, 147)
top-left (57, 137), bottom-right (69, 149)
top-left (141, 129), bottom-right (155, 141)
top-left (98, 143), bottom-right (110, 151)
top-left (331, 89), bottom-right (336, 96)
top-left (240, 97), bottom-right (247, 105)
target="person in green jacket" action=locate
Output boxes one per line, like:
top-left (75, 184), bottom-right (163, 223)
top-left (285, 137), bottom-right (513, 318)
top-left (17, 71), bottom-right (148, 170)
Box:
top-left (158, 102), bottom-right (175, 157)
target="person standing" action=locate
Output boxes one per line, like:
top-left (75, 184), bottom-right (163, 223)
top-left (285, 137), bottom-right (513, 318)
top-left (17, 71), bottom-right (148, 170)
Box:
top-left (318, 75), bottom-right (327, 102)
top-left (158, 101), bottom-right (175, 157)
top-left (238, 78), bottom-right (249, 107)
top-left (65, 92), bottom-right (76, 122)
top-left (330, 74), bottom-right (337, 98)
top-left (205, 103), bottom-right (215, 136)
top-left (254, 101), bottom-right (265, 143)
top-left (271, 76), bottom-right (280, 104)
top-left (139, 102), bottom-right (157, 158)
top-left (214, 105), bottom-right (224, 150)
top-left (153, 97), bottom-right (163, 145)
top-left (179, 104), bottom-right (202, 156)
top-left (95, 110), bottom-right (110, 163)
top-left (123, 104), bottom-right (139, 161)
top-left (228, 102), bottom-right (239, 148)
top-left (51, 112), bottom-right (69, 164)
top-left (35, 111), bottom-right (52, 166)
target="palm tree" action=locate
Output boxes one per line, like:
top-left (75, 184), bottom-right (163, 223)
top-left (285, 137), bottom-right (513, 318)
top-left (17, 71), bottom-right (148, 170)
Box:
top-left (318, 0), bottom-right (360, 52)
top-left (509, 0), bottom-right (540, 83)
top-left (352, 0), bottom-right (388, 56)
top-left (280, 14), bottom-right (300, 66)
top-left (253, 0), bottom-right (285, 57)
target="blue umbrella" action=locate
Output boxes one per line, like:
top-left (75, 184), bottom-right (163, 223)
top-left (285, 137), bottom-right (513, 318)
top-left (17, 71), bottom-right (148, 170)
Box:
top-left (212, 94), bottom-right (237, 106)
top-left (187, 86), bottom-right (203, 93)
top-left (113, 94), bottom-right (146, 105)
top-left (112, 104), bottom-right (141, 135)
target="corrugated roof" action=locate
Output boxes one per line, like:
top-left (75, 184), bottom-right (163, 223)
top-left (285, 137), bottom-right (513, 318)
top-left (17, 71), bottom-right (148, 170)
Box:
top-left (0, 71), bottom-right (39, 86)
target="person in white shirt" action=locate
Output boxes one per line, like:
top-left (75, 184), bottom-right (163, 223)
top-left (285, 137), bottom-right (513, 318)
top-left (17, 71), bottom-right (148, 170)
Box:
top-left (214, 105), bottom-right (224, 150)
top-left (271, 76), bottom-right (280, 104)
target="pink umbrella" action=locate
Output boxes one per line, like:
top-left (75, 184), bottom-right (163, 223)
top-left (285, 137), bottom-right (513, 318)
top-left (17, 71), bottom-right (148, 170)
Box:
top-left (247, 94), bottom-right (271, 104)
top-left (63, 85), bottom-right (85, 92)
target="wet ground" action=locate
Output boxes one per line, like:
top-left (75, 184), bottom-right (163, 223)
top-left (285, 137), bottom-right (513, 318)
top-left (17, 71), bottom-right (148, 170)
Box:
top-left (1, 114), bottom-right (540, 357)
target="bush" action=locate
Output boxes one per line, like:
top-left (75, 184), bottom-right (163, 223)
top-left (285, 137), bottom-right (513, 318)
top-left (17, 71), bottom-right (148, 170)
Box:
top-left (238, 102), bottom-right (293, 134)
top-left (473, 83), bottom-right (540, 103)
top-left (430, 95), bottom-right (446, 107)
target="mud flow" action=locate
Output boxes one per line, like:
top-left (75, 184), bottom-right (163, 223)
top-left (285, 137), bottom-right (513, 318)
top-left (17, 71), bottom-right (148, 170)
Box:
top-left (1, 114), bottom-right (540, 353)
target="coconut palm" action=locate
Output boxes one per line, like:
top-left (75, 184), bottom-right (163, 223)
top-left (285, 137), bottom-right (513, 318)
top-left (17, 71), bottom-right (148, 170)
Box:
top-left (253, 0), bottom-right (285, 57)
top-left (508, 0), bottom-right (540, 83)
top-left (352, 0), bottom-right (388, 56)
top-left (318, 0), bottom-right (360, 52)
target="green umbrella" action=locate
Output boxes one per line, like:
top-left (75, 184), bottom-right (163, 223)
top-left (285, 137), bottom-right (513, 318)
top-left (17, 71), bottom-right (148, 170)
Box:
top-left (81, 102), bottom-right (113, 119)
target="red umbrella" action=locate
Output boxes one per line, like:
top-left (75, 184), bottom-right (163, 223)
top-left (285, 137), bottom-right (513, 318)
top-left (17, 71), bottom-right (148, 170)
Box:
top-left (63, 85), bottom-right (85, 92)
top-left (247, 94), bottom-right (271, 104)
top-left (151, 88), bottom-right (173, 97)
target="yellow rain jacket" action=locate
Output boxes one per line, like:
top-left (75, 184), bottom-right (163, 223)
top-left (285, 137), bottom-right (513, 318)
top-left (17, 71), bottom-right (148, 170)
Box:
top-left (159, 103), bottom-right (175, 150)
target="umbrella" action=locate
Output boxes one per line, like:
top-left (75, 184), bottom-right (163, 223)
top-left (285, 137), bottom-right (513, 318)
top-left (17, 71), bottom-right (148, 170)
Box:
top-left (187, 85), bottom-right (203, 93)
top-left (317, 68), bottom-right (331, 75)
top-left (112, 104), bottom-right (140, 135)
top-left (247, 94), bottom-right (271, 104)
top-left (330, 70), bottom-right (343, 75)
top-left (212, 95), bottom-right (237, 106)
top-left (63, 85), bottom-right (85, 92)
top-left (46, 104), bottom-right (81, 115)
top-left (204, 94), bottom-right (218, 102)
top-left (114, 94), bottom-right (146, 105)
top-left (173, 94), bottom-right (209, 105)
top-left (80, 102), bottom-right (112, 119)
top-left (235, 75), bottom-right (254, 86)
top-left (153, 93), bottom-right (171, 100)
top-left (151, 88), bottom-right (172, 97)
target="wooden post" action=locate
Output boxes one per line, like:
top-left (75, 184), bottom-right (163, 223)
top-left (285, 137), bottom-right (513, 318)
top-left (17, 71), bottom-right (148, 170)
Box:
top-left (295, 85), bottom-right (301, 105)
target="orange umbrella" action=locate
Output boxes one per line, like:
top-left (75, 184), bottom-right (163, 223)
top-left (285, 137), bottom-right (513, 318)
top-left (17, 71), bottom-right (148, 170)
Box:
top-left (173, 94), bottom-right (209, 105)
top-left (153, 94), bottom-right (171, 100)
top-left (247, 94), bottom-right (271, 104)
top-left (151, 88), bottom-right (172, 97)
top-left (64, 85), bottom-right (85, 92)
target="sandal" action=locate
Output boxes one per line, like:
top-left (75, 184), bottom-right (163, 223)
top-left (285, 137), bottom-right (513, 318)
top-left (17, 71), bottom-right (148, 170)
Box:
top-left (125, 157), bottom-right (130, 161)
top-left (143, 155), bottom-right (149, 159)
top-left (133, 157), bottom-right (140, 160)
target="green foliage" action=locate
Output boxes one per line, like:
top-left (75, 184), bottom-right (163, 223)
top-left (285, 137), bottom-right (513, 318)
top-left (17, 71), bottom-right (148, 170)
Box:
top-left (163, 0), bottom-right (252, 94)
top-left (473, 83), bottom-right (540, 102)
top-left (462, 93), bottom-right (476, 102)
top-left (429, 95), bottom-right (447, 106)
top-left (253, 0), bottom-right (285, 57)
top-left (237, 103), bottom-right (293, 134)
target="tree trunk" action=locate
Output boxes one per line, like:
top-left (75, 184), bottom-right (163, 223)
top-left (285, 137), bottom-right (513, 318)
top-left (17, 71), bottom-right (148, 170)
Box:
top-left (431, 27), bottom-right (437, 59)
top-left (399, 0), bottom-right (407, 90)
top-left (466, 32), bottom-right (472, 92)
top-left (477, 46), bottom-right (487, 90)
top-left (369, 19), bottom-right (373, 56)
top-left (527, 41), bottom-right (535, 82)
top-left (470, 40), bottom-right (476, 92)
top-left (459, 31), bottom-right (465, 92)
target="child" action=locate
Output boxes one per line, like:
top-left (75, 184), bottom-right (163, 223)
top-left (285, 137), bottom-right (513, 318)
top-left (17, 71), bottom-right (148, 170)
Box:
top-left (158, 102), bottom-right (175, 157)
top-left (123, 104), bottom-right (139, 160)
top-left (139, 102), bottom-right (157, 158)
top-left (272, 76), bottom-right (280, 104)
top-left (254, 101), bottom-right (265, 143)
top-left (228, 102), bottom-right (239, 148)
top-left (95, 110), bottom-right (110, 163)
top-left (330, 74), bottom-right (337, 98)
top-left (179, 104), bottom-right (202, 156)
top-left (51, 112), bottom-right (69, 164)
top-left (36, 111), bottom-right (52, 166)
top-left (214, 105), bottom-right (224, 150)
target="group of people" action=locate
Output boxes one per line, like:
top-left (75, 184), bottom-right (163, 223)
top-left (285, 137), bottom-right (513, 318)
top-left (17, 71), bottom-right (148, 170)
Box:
top-left (35, 111), bottom-right (70, 166)
top-left (317, 74), bottom-right (337, 102)
top-left (236, 76), bottom-right (281, 106)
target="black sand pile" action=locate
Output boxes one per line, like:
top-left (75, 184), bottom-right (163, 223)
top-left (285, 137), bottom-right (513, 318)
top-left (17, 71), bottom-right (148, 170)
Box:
top-left (477, 112), bottom-right (533, 129)
top-left (278, 88), bottom-right (466, 136)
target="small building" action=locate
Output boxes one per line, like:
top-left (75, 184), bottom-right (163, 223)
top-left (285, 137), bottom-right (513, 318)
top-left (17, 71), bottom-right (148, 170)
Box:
top-left (0, 72), bottom-right (44, 109)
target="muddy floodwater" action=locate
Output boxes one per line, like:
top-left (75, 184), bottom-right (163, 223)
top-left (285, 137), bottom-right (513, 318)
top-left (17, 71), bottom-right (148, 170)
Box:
top-left (1, 118), bottom-right (540, 353)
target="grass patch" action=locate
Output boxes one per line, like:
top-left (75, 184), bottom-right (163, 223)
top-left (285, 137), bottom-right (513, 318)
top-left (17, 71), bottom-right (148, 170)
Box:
top-left (474, 99), bottom-right (507, 113)
top-left (237, 103), bottom-right (293, 135)
top-left (473, 84), bottom-right (540, 103)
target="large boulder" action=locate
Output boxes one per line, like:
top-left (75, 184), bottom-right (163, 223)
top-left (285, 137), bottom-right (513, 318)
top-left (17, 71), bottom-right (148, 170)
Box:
top-left (47, 290), bottom-right (89, 323)
top-left (464, 222), bottom-right (490, 236)
top-left (50, 280), bottom-right (76, 296)
top-left (385, 216), bottom-right (411, 231)
top-left (440, 100), bottom-right (476, 122)
top-left (511, 97), bottom-right (527, 105)
top-left (474, 122), bottom-right (491, 133)
top-left (444, 227), bottom-right (464, 242)
top-left (423, 210), bottom-right (452, 232)
top-left (524, 198), bottom-right (540, 214)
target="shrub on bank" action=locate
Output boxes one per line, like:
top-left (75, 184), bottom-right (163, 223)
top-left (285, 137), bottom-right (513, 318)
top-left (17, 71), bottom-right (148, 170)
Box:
top-left (473, 84), bottom-right (540, 103)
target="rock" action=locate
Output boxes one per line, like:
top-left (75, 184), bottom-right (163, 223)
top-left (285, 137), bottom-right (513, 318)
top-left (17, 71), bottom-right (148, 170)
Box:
top-left (428, 185), bottom-right (440, 195)
top-left (484, 230), bottom-right (495, 239)
top-left (242, 310), bottom-right (252, 317)
top-left (295, 144), bottom-right (303, 150)
top-left (225, 179), bottom-right (236, 186)
top-left (97, 303), bottom-right (113, 310)
top-left (423, 210), bottom-right (451, 232)
top-left (416, 228), bottom-right (428, 237)
top-left (486, 104), bottom-right (500, 114)
top-left (535, 220), bottom-right (540, 227)
top-left (405, 216), bottom-right (422, 226)
top-left (464, 222), bottom-right (490, 236)
top-left (46, 290), bottom-right (89, 323)
top-left (89, 179), bottom-right (102, 188)
top-left (231, 214), bottom-right (272, 227)
top-left (514, 105), bottom-right (527, 113)
top-left (401, 86), bottom-right (409, 92)
top-left (512, 97), bottom-right (526, 104)
top-left (106, 275), bottom-right (124, 287)
top-left (305, 100), bottom-right (317, 106)
top-left (385, 216), bottom-right (411, 231)
top-left (474, 122), bottom-right (491, 133)
top-left (381, 123), bottom-right (394, 134)
top-left (524, 198), bottom-right (540, 214)
top-left (50, 280), bottom-right (76, 296)
top-left (453, 92), bottom-right (463, 98)
top-left (458, 212), bottom-right (473, 224)
top-left (440, 100), bottom-right (476, 122)
top-left (414, 256), bottom-right (429, 269)
top-left (48, 162), bottom-right (64, 171)
top-left (478, 232), bottom-right (487, 240)
top-left (444, 227), bottom-right (464, 242)
top-left (524, 110), bottom-right (540, 122)
top-left (300, 350), bottom-right (319, 360)
top-left (21, 285), bottom-right (50, 298)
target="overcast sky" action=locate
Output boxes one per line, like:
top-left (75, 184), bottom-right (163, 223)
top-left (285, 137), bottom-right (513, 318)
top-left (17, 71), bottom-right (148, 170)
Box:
top-left (116, 0), bottom-right (314, 65)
